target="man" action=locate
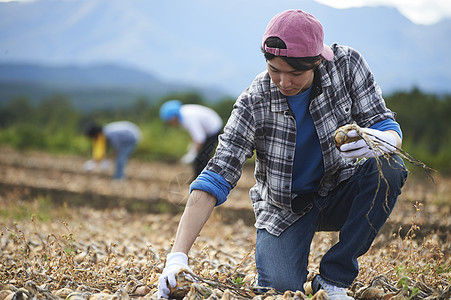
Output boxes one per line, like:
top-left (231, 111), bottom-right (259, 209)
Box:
top-left (158, 9), bottom-right (407, 299)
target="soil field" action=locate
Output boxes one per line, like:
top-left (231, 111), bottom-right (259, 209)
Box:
top-left (0, 146), bottom-right (450, 299)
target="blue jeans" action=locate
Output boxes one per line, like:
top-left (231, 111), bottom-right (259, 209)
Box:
top-left (255, 155), bottom-right (408, 292)
top-left (113, 142), bottom-right (137, 179)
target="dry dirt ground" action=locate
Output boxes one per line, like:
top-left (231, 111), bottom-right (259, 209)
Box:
top-left (0, 146), bottom-right (450, 299)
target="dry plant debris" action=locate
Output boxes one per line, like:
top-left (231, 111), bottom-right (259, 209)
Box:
top-left (0, 147), bottom-right (450, 299)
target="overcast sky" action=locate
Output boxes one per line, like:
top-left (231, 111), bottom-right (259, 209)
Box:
top-left (316, 0), bottom-right (451, 25)
top-left (1, 0), bottom-right (450, 25)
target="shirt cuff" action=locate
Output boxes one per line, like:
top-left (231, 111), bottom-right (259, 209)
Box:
top-left (189, 170), bottom-right (231, 206)
top-left (370, 118), bottom-right (402, 139)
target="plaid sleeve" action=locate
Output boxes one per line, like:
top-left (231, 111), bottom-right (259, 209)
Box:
top-left (345, 47), bottom-right (397, 127)
top-left (205, 91), bottom-right (258, 188)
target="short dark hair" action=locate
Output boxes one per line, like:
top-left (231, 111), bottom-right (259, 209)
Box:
top-left (262, 37), bottom-right (322, 71)
top-left (84, 122), bottom-right (103, 138)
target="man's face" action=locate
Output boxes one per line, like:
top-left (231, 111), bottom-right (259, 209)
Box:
top-left (267, 57), bottom-right (316, 96)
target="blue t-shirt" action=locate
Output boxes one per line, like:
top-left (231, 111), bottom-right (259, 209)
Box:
top-left (287, 87), bottom-right (324, 193)
top-left (286, 88), bottom-right (402, 193)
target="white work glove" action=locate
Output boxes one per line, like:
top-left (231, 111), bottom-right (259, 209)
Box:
top-left (99, 159), bottom-right (111, 171)
top-left (180, 143), bottom-right (197, 165)
top-left (158, 252), bottom-right (192, 299)
top-left (83, 160), bottom-right (97, 171)
top-left (339, 128), bottom-right (397, 158)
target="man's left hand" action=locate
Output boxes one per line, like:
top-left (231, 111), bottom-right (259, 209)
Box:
top-left (339, 128), bottom-right (398, 158)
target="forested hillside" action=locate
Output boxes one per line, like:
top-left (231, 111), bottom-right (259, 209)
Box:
top-left (0, 88), bottom-right (449, 174)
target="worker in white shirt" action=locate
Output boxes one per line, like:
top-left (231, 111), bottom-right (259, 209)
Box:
top-left (159, 100), bottom-right (223, 178)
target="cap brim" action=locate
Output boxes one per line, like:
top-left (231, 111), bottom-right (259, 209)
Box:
top-left (321, 44), bottom-right (334, 61)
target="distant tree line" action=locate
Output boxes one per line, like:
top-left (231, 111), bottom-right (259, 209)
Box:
top-left (0, 88), bottom-right (449, 174)
top-left (384, 88), bottom-right (451, 175)
top-left (0, 91), bottom-right (236, 162)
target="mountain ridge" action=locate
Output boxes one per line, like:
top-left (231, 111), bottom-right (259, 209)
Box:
top-left (0, 0), bottom-right (450, 98)
top-left (0, 62), bottom-right (160, 87)
top-left (0, 62), bottom-right (231, 111)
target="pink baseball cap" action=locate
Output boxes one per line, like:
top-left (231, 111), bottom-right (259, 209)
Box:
top-left (262, 9), bottom-right (334, 61)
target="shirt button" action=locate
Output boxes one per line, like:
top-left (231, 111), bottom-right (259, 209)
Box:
top-left (285, 185), bottom-right (290, 189)
top-left (287, 155), bottom-right (293, 159)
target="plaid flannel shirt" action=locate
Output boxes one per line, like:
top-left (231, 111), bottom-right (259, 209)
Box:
top-left (205, 44), bottom-right (397, 236)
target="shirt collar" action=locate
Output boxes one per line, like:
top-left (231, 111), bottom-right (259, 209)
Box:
top-left (268, 65), bottom-right (330, 113)
top-left (316, 61), bottom-right (332, 87)
top-left (270, 81), bottom-right (290, 113)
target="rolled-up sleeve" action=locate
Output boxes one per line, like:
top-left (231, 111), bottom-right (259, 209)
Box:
top-left (190, 170), bottom-right (231, 206)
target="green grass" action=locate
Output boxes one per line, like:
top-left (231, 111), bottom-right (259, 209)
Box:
top-left (0, 196), bottom-right (55, 222)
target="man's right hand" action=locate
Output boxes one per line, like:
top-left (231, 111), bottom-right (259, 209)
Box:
top-left (158, 190), bottom-right (216, 298)
top-left (157, 252), bottom-right (190, 298)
